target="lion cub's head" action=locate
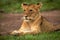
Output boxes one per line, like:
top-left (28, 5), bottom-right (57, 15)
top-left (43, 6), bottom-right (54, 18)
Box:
top-left (22, 3), bottom-right (42, 21)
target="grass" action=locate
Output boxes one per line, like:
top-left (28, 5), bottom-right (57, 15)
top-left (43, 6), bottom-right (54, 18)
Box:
top-left (0, 31), bottom-right (60, 40)
top-left (0, 0), bottom-right (60, 13)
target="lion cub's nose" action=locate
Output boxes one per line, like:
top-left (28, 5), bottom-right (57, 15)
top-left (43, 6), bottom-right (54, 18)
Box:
top-left (25, 16), bottom-right (28, 18)
top-left (24, 16), bottom-right (28, 20)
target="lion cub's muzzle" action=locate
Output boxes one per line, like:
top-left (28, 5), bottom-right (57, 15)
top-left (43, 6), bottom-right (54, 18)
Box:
top-left (24, 16), bottom-right (31, 20)
top-left (23, 16), bottom-right (33, 21)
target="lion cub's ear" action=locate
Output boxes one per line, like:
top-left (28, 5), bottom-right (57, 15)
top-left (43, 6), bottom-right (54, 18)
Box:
top-left (21, 3), bottom-right (28, 9)
top-left (36, 2), bottom-right (42, 9)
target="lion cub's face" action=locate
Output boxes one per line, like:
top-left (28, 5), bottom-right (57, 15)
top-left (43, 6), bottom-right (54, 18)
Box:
top-left (22, 3), bottom-right (42, 21)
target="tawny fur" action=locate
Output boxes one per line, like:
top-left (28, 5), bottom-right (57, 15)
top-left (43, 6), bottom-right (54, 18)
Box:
top-left (11, 3), bottom-right (60, 35)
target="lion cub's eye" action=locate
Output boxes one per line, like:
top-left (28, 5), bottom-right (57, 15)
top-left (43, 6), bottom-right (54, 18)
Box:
top-left (30, 10), bottom-right (33, 11)
top-left (24, 10), bottom-right (26, 11)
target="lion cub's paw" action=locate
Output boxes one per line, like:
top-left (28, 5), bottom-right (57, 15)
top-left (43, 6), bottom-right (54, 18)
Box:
top-left (10, 30), bottom-right (20, 35)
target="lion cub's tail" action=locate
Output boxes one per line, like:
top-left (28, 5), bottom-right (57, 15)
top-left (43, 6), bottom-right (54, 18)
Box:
top-left (54, 24), bottom-right (60, 31)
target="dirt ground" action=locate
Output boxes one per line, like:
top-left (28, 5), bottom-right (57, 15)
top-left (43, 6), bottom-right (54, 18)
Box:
top-left (0, 10), bottom-right (60, 35)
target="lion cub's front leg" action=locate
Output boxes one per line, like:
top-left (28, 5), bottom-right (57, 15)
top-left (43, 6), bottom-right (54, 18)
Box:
top-left (11, 21), bottom-right (31, 35)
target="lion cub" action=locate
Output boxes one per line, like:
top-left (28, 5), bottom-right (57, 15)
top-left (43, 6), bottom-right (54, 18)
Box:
top-left (11, 3), bottom-right (60, 35)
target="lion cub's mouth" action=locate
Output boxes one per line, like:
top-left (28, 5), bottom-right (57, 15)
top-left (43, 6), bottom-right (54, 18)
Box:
top-left (23, 17), bottom-right (33, 22)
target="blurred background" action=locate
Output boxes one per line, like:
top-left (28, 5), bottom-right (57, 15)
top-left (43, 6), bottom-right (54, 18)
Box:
top-left (0, 0), bottom-right (60, 13)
